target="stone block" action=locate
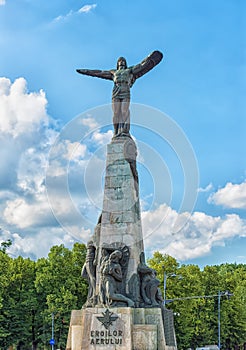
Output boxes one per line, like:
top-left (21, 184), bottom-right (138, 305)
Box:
top-left (70, 310), bottom-right (83, 325)
top-left (102, 211), bottom-right (137, 225)
top-left (145, 308), bottom-right (166, 350)
top-left (100, 222), bottom-right (128, 235)
top-left (107, 152), bottom-right (126, 162)
top-left (71, 325), bottom-right (83, 350)
top-left (106, 163), bottom-right (132, 177)
top-left (107, 142), bottom-right (125, 154)
top-left (133, 308), bottom-right (145, 324)
top-left (132, 324), bottom-right (157, 350)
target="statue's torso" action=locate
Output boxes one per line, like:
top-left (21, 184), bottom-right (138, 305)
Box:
top-left (112, 68), bottom-right (133, 99)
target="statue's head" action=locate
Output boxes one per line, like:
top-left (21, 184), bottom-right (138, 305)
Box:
top-left (87, 240), bottom-right (94, 248)
top-left (110, 250), bottom-right (122, 261)
top-left (117, 57), bottom-right (127, 69)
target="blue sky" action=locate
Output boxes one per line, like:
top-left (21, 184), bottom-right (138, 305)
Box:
top-left (0, 0), bottom-right (245, 267)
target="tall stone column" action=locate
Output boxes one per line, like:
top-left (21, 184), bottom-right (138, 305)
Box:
top-left (96, 136), bottom-right (144, 303)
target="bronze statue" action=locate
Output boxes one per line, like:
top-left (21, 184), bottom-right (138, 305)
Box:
top-left (99, 250), bottom-right (134, 307)
top-left (138, 252), bottom-right (163, 307)
top-left (76, 50), bottom-right (163, 136)
top-left (81, 240), bottom-right (97, 306)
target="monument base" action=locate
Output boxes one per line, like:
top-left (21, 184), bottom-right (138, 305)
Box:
top-left (66, 307), bottom-right (177, 350)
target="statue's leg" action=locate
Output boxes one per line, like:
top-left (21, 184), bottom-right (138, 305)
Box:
top-left (112, 99), bottom-right (121, 136)
top-left (141, 283), bottom-right (151, 305)
top-left (149, 284), bottom-right (159, 306)
top-left (110, 292), bottom-right (135, 307)
top-left (121, 99), bottom-right (130, 133)
top-left (99, 277), bottom-right (106, 306)
top-left (107, 281), bottom-right (135, 307)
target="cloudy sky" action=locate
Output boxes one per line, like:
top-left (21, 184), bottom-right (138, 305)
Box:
top-left (0, 0), bottom-right (245, 266)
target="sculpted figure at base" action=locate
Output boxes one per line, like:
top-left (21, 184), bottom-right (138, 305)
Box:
top-left (81, 214), bottom-right (102, 307)
top-left (81, 241), bottom-right (97, 307)
top-left (99, 249), bottom-right (134, 307)
top-left (138, 252), bottom-right (163, 307)
top-left (77, 50), bottom-right (163, 136)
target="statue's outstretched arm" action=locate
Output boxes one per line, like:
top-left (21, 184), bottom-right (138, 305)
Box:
top-left (76, 69), bottom-right (113, 81)
top-left (131, 50), bottom-right (163, 80)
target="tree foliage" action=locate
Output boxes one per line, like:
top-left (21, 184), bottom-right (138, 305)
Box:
top-left (0, 242), bottom-right (87, 350)
top-left (148, 254), bottom-right (246, 349)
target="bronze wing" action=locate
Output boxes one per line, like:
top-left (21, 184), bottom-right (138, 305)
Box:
top-left (131, 50), bottom-right (163, 79)
top-left (76, 69), bottom-right (113, 81)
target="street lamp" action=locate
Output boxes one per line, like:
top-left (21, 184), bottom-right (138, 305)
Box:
top-left (162, 290), bottom-right (233, 347)
top-left (48, 312), bottom-right (55, 350)
top-left (162, 267), bottom-right (182, 307)
top-left (218, 290), bottom-right (233, 349)
top-left (52, 312), bottom-right (54, 350)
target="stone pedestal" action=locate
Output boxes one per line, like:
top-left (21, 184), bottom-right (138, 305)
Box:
top-left (66, 307), bottom-right (177, 350)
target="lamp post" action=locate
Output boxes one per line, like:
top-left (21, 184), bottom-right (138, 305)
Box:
top-left (218, 291), bottom-right (221, 350)
top-left (162, 267), bottom-right (182, 307)
top-left (218, 290), bottom-right (233, 349)
top-left (49, 312), bottom-right (55, 350)
top-left (163, 290), bottom-right (233, 347)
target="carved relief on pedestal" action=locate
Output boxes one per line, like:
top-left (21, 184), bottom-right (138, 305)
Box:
top-left (82, 240), bottom-right (136, 308)
top-left (99, 242), bottom-right (135, 307)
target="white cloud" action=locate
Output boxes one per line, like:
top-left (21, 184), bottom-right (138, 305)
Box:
top-left (53, 4), bottom-right (97, 22)
top-left (0, 77), bottom-right (48, 137)
top-left (0, 77), bottom-right (52, 193)
top-left (52, 140), bottom-right (87, 162)
top-left (198, 182), bottom-right (213, 193)
top-left (92, 129), bottom-right (113, 145)
top-left (142, 204), bottom-right (246, 261)
top-left (79, 4), bottom-right (97, 13)
top-left (81, 117), bottom-right (99, 130)
top-left (0, 77), bottom-right (80, 256)
top-left (208, 181), bottom-right (246, 209)
top-left (0, 227), bottom-right (78, 259)
top-left (54, 10), bottom-right (73, 22)
top-left (3, 195), bottom-right (54, 229)
top-left (0, 0), bottom-right (6, 6)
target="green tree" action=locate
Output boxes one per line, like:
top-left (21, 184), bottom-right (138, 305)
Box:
top-left (35, 243), bottom-right (87, 348)
top-left (0, 249), bottom-right (12, 347)
top-left (0, 256), bottom-right (39, 349)
top-left (148, 252), bottom-right (246, 349)
top-left (0, 239), bottom-right (12, 253)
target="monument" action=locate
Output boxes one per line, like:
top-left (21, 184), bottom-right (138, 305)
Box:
top-left (66, 51), bottom-right (177, 350)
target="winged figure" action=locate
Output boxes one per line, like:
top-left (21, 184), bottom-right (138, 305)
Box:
top-left (77, 50), bottom-right (163, 136)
